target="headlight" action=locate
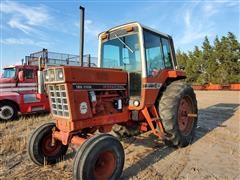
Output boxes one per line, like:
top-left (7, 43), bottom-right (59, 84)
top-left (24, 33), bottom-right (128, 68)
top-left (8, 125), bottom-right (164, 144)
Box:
top-left (49, 69), bottom-right (55, 81)
top-left (56, 68), bottom-right (64, 81)
top-left (133, 100), bottom-right (140, 107)
top-left (44, 70), bottom-right (50, 81)
top-left (45, 73), bottom-right (49, 81)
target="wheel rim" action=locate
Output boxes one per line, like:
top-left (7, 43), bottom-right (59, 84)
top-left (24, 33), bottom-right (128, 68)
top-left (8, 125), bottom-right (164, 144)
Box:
top-left (93, 150), bottom-right (117, 180)
top-left (0, 105), bottom-right (14, 120)
top-left (41, 134), bottom-right (62, 157)
top-left (178, 96), bottom-right (194, 136)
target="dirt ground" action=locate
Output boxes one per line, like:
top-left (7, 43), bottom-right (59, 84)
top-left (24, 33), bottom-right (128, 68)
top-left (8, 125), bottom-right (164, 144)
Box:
top-left (0, 91), bottom-right (239, 179)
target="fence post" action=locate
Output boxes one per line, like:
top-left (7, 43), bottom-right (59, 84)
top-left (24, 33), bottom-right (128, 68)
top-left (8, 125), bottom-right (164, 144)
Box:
top-left (87, 54), bottom-right (91, 67)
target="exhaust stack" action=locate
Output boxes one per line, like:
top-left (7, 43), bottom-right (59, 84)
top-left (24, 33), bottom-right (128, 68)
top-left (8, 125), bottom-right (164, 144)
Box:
top-left (79, 6), bottom-right (85, 66)
top-left (37, 57), bottom-right (44, 94)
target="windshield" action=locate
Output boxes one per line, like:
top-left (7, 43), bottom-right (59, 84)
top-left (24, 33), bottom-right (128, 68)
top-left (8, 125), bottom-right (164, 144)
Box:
top-left (2, 68), bottom-right (16, 78)
top-left (101, 33), bottom-right (141, 72)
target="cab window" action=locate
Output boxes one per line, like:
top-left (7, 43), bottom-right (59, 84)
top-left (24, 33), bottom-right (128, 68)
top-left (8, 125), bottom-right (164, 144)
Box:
top-left (2, 68), bottom-right (16, 78)
top-left (143, 30), bottom-right (164, 76)
top-left (161, 38), bottom-right (173, 68)
top-left (24, 69), bottom-right (34, 79)
top-left (101, 33), bottom-right (141, 72)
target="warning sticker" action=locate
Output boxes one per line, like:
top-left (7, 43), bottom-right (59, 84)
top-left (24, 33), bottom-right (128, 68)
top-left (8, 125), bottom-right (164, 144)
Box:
top-left (80, 102), bottom-right (88, 114)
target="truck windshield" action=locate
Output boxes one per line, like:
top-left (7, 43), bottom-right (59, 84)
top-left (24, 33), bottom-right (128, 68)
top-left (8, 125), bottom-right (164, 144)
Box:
top-left (101, 33), bottom-right (141, 72)
top-left (2, 68), bottom-right (16, 78)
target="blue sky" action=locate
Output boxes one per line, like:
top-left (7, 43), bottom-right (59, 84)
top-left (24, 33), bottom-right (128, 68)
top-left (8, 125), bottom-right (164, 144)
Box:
top-left (0, 0), bottom-right (239, 69)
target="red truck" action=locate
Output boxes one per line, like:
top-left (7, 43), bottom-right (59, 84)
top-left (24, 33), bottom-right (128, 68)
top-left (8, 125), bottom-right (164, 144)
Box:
top-left (0, 49), bottom-right (96, 120)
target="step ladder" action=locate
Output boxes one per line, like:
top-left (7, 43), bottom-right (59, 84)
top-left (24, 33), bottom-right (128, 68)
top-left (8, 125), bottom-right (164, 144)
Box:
top-left (141, 105), bottom-right (166, 138)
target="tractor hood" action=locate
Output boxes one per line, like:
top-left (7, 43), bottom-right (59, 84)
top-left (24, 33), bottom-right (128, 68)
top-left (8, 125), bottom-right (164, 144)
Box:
top-left (44, 66), bottom-right (128, 85)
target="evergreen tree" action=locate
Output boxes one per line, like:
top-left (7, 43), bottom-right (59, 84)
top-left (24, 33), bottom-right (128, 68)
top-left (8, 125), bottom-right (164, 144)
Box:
top-left (187, 46), bottom-right (203, 84)
top-left (202, 36), bottom-right (215, 83)
top-left (176, 32), bottom-right (239, 84)
top-left (213, 33), bottom-right (240, 83)
top-left (176, 50), bottom-right (188, 69)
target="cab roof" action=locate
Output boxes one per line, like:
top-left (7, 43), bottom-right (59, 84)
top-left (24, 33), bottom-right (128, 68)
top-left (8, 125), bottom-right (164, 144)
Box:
top-left (98, 21), bottom-right (171, 39)
top-left (3, 64), bottom-right (38, 69)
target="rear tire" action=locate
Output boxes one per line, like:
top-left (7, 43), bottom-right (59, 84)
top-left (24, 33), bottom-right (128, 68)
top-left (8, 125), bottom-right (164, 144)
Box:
top-left (157, 81), bottom-right (198, 147)
top-left (0, 102), bottom-right (18, 121)
top-left (28, 122), bottom-right (68, 165)
top-left (73, 134), bottom-right (124, 180)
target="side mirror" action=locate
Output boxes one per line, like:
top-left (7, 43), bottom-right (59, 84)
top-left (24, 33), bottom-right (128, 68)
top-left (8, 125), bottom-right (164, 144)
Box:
top-left (18, 70), bottom-right (24, 82)
top-left (178, 65), bottom-right (185, 70)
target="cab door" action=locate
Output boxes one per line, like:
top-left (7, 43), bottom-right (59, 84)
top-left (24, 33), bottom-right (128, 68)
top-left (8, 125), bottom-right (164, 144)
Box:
top-left (19, 68), bottom-right (37, 92)
top-left (142, 29), bottom-right (175, 106)
top-left (120, 35), bottom-right (142, 98)
top-left (143, 30), bottom-right (174, 77)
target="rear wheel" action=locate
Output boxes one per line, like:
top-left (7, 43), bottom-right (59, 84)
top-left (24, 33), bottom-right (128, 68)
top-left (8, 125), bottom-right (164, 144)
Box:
top-left (28, 122), bottom-right (68, 165)
top-left (73, 134), bottom-right (124, 180)
top-left (0, 102), bottom-right (18, 121)
top-left (157, 81), bottom-right (198, 147)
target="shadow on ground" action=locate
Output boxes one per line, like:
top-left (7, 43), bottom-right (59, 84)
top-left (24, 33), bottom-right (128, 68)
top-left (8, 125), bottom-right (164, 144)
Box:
top-left (120, 103), bottom-right (239, 179)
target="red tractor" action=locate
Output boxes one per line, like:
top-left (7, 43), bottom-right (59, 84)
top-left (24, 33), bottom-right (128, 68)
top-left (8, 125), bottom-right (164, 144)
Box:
top-left (28, 22), bottom-right (198, 179)
top-left (0, 49), bottom-right (96, 120)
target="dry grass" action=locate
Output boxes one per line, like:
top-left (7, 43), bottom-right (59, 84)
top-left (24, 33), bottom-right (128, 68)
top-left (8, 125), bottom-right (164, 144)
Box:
top-left (0, 114), bottom-right (50, 154)
top-left (0, 114), bottom-right (73, 179)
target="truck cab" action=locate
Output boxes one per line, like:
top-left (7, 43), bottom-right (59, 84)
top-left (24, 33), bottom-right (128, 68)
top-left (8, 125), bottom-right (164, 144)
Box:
top-left (0, 64), bottom-right (49, 120)
top-left (1, 65), bottom-right (37, 85)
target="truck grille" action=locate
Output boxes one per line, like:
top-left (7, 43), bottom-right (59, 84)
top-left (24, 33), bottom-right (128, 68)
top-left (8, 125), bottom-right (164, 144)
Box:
top-left (48, 84), bottom-right (69, 117)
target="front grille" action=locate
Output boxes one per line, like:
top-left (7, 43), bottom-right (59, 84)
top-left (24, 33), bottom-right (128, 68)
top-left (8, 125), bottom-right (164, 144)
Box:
top-left (48, 84), bottom-right (69, 117)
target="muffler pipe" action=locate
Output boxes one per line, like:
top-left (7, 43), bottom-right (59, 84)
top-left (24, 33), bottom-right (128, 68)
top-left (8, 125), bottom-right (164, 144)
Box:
top-left (37, 57), bottom-right (44, 94)
top-left (79, 6), bottom-right (85, 66)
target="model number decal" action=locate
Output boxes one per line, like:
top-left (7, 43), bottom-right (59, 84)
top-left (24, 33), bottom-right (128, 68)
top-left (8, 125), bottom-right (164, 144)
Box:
top-left (73, 83), bottom-right (126, 91)
top-left (143, 83), bottom-right (162, 89)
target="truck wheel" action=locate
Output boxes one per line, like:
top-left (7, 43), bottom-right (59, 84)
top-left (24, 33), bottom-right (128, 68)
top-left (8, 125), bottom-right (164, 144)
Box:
top-left (73, 134), bottom-right (124, 180)
top-left (157, 81), bottom-right (198, 147)
top-left (28, 122), bottom-right (68, 165)
top-left (0, 102), bottom-right (18, 120)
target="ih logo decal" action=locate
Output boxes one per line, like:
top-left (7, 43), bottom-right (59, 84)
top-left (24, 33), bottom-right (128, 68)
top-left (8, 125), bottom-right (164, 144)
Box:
top-left (80, 102), bottom-right (88, 114)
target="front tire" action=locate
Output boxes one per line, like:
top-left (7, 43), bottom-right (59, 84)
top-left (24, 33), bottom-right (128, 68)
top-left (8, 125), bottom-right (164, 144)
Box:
top-left (157, 81), bottom-right (198, 147)
top-left (0, 102), bottom-right (18, 121)
top-left (28, 122), bottom-right (68, 165)
top-left (73, 134), bottom-right (124, 180)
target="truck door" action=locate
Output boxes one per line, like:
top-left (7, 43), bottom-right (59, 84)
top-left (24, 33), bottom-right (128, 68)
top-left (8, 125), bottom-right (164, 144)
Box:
top-left (18, 68), bottom-right (37, 92)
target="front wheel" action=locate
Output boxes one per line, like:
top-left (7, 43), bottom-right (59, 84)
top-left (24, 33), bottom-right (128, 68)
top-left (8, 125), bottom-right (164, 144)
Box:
top-left (73, 134), bottom-right (124, 180)
top-left (157, 81), bottom-right (198, 147)
top-left (0, 102), bottom-right (18, 121)
top-left (28, 122), bottom-right (68, 165)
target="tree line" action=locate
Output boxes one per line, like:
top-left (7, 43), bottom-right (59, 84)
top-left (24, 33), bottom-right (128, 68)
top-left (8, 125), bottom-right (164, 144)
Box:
top-left (176, 32), bottom-right (240, 85)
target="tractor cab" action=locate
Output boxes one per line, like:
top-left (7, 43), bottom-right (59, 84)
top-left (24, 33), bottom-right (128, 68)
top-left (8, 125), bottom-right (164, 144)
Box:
top-left (98, 22), bottom-right (184, 110)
